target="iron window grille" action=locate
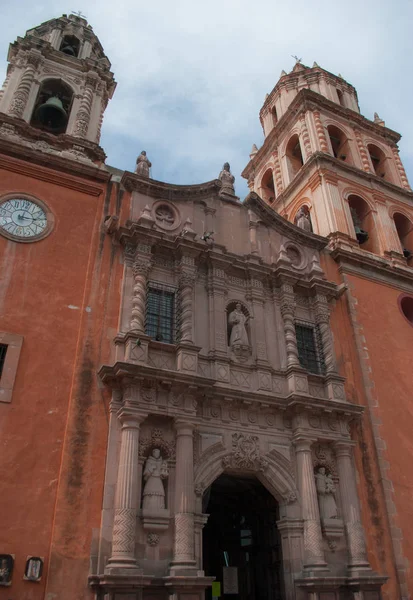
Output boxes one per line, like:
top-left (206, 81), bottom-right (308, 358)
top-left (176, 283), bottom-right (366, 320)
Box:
top-left (295, 321), bottom-right (326, 375)
top-left (145, 281), bottom-right (177, 344)
top-left (0, 344), bottom-right (7, 378)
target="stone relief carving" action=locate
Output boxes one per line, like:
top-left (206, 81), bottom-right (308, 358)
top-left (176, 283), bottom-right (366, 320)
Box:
top-left (135, 150), bottom-right (151, 177)
top-left (147, 533), bottom-right (160, 546)
top-left (139, 428), bottom-right (176, 460)
top-left (222, 433), bottom-right (268, 472)
top-left (142, 448), bottom-right (169, 510)
top-left (155, 205), bottom-right (174, 225)
top-left (315, 466), bottom-right (338, 520)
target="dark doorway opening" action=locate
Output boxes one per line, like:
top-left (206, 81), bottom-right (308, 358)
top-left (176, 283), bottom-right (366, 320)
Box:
top-left (203, 474), bottom-right (284, 600)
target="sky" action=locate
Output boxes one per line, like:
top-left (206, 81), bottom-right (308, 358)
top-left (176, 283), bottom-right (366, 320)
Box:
top-left (1, 0), bottom-right (413, 199)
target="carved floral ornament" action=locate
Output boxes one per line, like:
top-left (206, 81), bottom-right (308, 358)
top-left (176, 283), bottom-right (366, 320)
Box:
top-left (222, 433), bottom-right (268, 472)
top-left (152, 201), bottom-right (180, 231)
top-left (139, 428), bottom-right (176, 460)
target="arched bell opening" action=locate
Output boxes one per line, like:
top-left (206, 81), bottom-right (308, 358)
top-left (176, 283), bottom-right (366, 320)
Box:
top-left (393, 212), bottom-right (413, 260)
top-left (59, 35), bottom-right (80, 57)
top-left (367, 143), bottom-right (390, 181)
top-left (348, 194), bottom-right (379, 254)
top-left (260, 168), bottom-right (275, 204)
top-left (327, 125), bottom-right (353, 166)
top-left (30, 79), bottom-right (73, 135)
top-left (285, 134), bottom-right (304, 183)
top-left (202, 474), bottom-right (285, 600)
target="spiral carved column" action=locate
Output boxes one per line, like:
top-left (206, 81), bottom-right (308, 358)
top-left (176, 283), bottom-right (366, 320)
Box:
top-left (334, 443), bottom-right (370, 572)
top-left (107, 412), bottom-right (146, 570)
top-left (294, 438), bottom-right (327, 570)
top-left (354, 129), bottom-right (372, 173)
top-left (273, 149), bottom-right (284, 195)
top-left (8, 55), bottom-right (40, 118)
top-left (313, 110), bottom-right (329, 153)
top-left (300, 113), bottom-right (312, 161)
top-left (171, 420), bottom-right (196, 571)
top-left (130, 258), bottom-right (152, 333)
top-left (280, 285), bottom-right (300, 368)
top-left (314, 296), bottom-right (336, 374)
top-left (179, 273), bottom-right (195, 343)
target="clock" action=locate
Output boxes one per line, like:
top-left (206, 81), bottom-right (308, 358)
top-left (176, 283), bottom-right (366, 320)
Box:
top-left (0, 197), bottom-right (51, 242)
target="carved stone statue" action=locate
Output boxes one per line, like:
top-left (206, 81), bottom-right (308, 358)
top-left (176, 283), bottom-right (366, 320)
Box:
top-left (219, 162), bottom-right (235, 196)
top-left (142, 448), bottom-right (168, 510)
top-left (295, 207), bottom-right (312, 232)
top-left (315, 466), bottom-right (338, 519)
top-left (228, 303), bottom-right (249, 347)
top-left (135, 151), bottom-right (152, 177)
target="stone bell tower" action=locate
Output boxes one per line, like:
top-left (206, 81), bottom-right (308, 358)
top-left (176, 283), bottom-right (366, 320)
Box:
top-left (0, 13), bottom-right (116, 164)
top-left (242, 60), bottom-right (412, 262)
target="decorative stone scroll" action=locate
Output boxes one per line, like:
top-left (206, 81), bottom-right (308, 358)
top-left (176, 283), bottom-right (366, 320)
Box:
top-left (139, 428), bottom-right (176, 460)
top-left (222, 433), bottom-right (268, 472)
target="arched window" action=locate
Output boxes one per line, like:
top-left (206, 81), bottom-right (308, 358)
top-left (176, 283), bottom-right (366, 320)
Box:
top-left (59, 35), bottom-right (80, 58)
top-left (260, 168), bottom-right (275, 203)
top-left (30, 79), bottom-right (73, 135)
top-left (348, 195), bottom-right (379, 254)
top-left (271, 106), bottom-right (278, 127)
top-left (327, 125), bottom-right (353, 165)
top-left (367, 144), bottom-right (389, 181)
top-left (393, 212), bottom-right (413, 259)
top-left (336, 88), bottom-right (345, 107)
top-left (285, 134), bottom-right (304, 182)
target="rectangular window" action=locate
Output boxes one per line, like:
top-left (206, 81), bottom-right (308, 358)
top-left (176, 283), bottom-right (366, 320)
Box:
top-left (145, 282), bottom-right (176, 344)
top-left (0, 344), bottom-right (7, 378)
top-left (295, 322), bottom-right (325, 375)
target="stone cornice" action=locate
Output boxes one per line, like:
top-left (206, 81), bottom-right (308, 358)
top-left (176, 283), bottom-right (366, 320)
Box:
top-left (0, 149), bottom-right (109, 196)
top-left (244, 192), bottom-right (328, 251)
top-left (243, 88), bottom-right (401, 180)
top-left (121, 171), bottom-right (222, 200)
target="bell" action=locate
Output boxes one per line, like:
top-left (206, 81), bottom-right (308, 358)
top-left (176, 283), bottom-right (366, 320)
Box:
top-left (354, 226), bottom-right (369, 245)
top-left (61, 44), bottom-right (76, 57)
top-left (35, 96), bottom-right (68, 131)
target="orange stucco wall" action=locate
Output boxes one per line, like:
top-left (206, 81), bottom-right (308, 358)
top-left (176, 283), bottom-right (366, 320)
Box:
top-left (0, 158), bottom-right (122, 600)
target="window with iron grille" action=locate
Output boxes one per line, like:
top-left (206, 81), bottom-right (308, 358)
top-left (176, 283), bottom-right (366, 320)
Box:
top-left (295, 322), bottom-right (326, 375)
top-left (0, 344), bottom-right (7, 378)
top-left (145, 282), bottom-right (177, 344)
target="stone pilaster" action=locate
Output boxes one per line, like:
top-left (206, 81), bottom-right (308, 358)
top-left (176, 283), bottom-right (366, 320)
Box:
top-left (73, 71), bottom-right (98, 138)
top-left (249, 278), bottom-right (268, 363)
top-left (391, 146), bottom-right (411, 191)
top-left (300, 112), bottom-right (312, 161)
top-left (334, 443), bottom-right (370, 574)
top-left (294, 438), bottom-right (327, 572)
top-left (280, 284), bottom-right (300, 369)
top-left (130, 246), bottom-right (152, 333)
top-left (354, 128), bottom-right (372, 173)
top-left (313, 110), bottom-right (329, 153)
top-left (106, 410), bottom-right (146, 572)
top-left (8, 51), bottom-right (42, 118)
top-left (170, 420), bottom-right (196, 573)
top-left (273, 149), bottom-right (284, 195)
top-left (314, 294), bottom-right (336, 375)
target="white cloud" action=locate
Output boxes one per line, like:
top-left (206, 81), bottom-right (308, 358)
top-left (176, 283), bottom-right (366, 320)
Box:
top-left (1, 0), bottom-right (413, 197)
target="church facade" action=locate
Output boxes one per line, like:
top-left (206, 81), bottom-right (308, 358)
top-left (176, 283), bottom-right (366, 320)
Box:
top-left (0, 14), bottom-right (412, 600)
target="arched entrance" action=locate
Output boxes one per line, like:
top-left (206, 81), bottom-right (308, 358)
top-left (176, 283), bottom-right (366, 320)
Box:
top-left (202, 474), bottom-right (284, 600)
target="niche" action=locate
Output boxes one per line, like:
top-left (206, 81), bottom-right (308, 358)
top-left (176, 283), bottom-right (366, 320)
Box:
top-left (260, 168), bottom-right (275, 203)
top-left (30, 79), bottom-right (73, 135)
top-left (393, 212), bottom-right (413, 259)
top-left (348, 194), bottom-right (379, 254)
top-left (367, 144), bottom-right (391, 181)
top-left (327, 125), bottom-right (353, 165)
top-left (59, 35), bottom-right (80, 57)
top-left (285, 134), bottom-right (304, 182)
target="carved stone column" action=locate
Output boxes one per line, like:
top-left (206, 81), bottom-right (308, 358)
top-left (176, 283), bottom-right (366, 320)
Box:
top-left (314, 294), bottom-right (336, 374)
top-left (170, 420), bottom-right (196, 573)
top-left (280, 284), bottom-right (300, 368)
top-left (73, 71), bottom-right (98, 138)
top-left (334, 443), bottom-right (370, 573)
top-left (8, 51), bottom-right (42, 118)
top-left (354, 128), bottom-right (372, 173)
top-left (294, 438), bottom-right (327, 571)
top-left (106, 410), bottom-right (146, 572)
top-left (179, 272), bottom-right (195, 344)
top-left (130, 248), bottom-right (152, 333)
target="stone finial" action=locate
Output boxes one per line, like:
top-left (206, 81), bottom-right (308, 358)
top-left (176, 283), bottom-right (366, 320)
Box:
top-left (180, 218), bottom-right (197, 240)
top-left (338, 73), bottom-right (343, 79)
top-left (313, 61), bottom-right (319, 68)
top-left (374, 112), bottom-right (385, 126)
top-left (250, 144), bottom-right (258, 158)
top-left (135, 150), bottom-right (152, 178)
top-left (137, 205), bottom-right (155, 228)
top-left (218, 162), bottom-right (236, 197)
top-left (280, 70), bottom-right (287, 77)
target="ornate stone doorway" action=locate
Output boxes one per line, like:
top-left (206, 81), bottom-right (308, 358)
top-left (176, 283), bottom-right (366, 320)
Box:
top-left (202, 474), bottom-right (284, 600)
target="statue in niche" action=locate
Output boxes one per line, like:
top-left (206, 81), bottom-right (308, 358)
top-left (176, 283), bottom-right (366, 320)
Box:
top-left (142, 448), bottom-right (169, 510)
top-left (0, 555), bottom-right (13, 586)
top-left (315, 466), bottom-right (338, 519)
top-left (228, 303), bottom-right (249, 347)
top-left (295, 206), bottom-right (312, 232)
top-left (219, 162), bottom-right (236, 196)
top-left (135, 150), bottom-right (152, 177)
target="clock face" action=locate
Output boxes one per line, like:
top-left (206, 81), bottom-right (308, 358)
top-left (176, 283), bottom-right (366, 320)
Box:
top-left (0, 198), bottom-right (48, 240)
